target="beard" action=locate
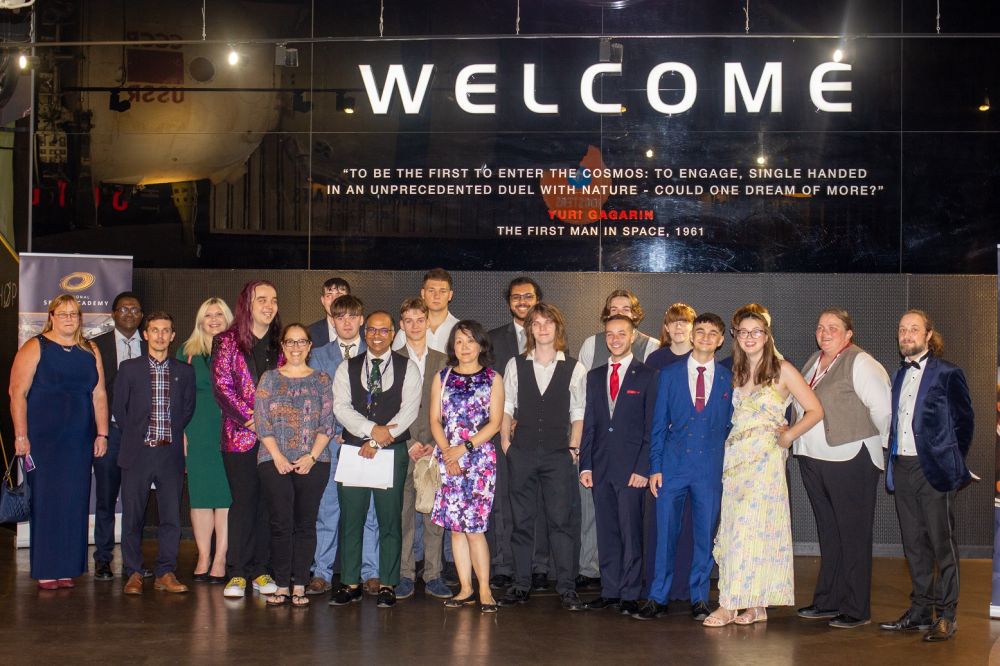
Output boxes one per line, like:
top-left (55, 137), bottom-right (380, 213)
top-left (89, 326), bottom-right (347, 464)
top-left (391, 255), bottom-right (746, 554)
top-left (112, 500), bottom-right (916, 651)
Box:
top-left (899, 341), bottom-right (926, 358)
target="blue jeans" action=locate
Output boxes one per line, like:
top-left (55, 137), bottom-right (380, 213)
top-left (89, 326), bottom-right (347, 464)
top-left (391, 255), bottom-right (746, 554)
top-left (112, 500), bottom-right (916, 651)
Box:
top-left (312, 443), bottom-right (379, 581)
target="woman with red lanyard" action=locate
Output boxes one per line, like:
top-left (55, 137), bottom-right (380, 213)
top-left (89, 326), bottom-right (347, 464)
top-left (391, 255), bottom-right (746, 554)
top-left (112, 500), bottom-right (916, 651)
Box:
top-left (792, 308), bottom-right (891, 629)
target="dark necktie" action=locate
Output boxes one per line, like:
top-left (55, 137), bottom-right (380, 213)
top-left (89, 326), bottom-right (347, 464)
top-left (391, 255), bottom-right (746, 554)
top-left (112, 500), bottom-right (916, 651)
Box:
top-left (695, 366), bottom-right (706, 412)
top-left (368, 358), bottom-right (383, 397)
top-left (341, 343), bottom-right (355, 360)
top-left (610, 362), bottom-right (621, 402)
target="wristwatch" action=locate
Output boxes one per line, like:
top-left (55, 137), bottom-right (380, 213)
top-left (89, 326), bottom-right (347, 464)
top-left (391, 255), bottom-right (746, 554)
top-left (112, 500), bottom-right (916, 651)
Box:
top-left (367, 439), bottom-right (379, 450)
top-left (464, 440), bottom-right (474, 452)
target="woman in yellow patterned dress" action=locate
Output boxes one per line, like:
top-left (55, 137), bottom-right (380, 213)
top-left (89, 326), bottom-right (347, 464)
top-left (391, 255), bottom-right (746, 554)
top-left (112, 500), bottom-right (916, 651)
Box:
top-left (704, 305), bottom-right (824, 627)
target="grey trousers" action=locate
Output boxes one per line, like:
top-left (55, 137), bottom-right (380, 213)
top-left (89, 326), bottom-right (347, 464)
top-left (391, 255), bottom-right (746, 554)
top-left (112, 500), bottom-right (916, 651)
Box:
top-left (578, 484), bottom-right (600, 578)
top-left (401, 457), bottom-right (445, 582)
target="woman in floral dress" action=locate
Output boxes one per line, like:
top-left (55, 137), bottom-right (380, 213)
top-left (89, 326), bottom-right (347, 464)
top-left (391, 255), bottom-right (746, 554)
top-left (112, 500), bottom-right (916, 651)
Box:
top-left (704, 305), bottom-right (823, 627)
top-left (429, 320), bottom-right (505, 612)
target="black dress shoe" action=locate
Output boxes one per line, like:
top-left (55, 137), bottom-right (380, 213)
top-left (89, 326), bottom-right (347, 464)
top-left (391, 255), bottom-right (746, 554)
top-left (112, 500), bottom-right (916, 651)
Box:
top-left (797, 604), bottom-right (840, 620)
top-left (531, 573), bottom-right (551, 592)
top-left (94, 561), bottom-right (113, 581)
top-left (632, 600), bottom-right (667, 620)
top-left (923, 617), bottom-right (956, 642)
top-left (489, 574), bottom-right (512, 590)
top-left (376, 586), bottom-right (396, 608)
top-left (561, 592), bottom-right (586, 611)
top-left (878, 609), bottom-right (933, 631)
top-left (497, 588), bottom-right (530, 606)
top-left (574, 575), bottom-right (600, 590)
top-left (141, 568), bottom-right (154, 579)
top-left (329, 585), bottom-right (363, 606)
top-left (192, 572), bottom-right (214, 583)
top-left (209, 576), bottom-right (227, 585)
top-left (619, 600), bottom-right (639, 615)
top-left (691, 600), bottom-right (712, 621)
top-left (584, 596), bottom-right (621, 610)
top-left (828, 614), bottom-right (870, 629)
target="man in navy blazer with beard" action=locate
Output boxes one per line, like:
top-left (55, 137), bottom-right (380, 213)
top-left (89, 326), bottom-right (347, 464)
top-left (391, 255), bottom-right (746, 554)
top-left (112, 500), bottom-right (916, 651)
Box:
top-left (880, 310), bottom-right (974, 642)
top-left (579, 314), bottom-right (658, 616)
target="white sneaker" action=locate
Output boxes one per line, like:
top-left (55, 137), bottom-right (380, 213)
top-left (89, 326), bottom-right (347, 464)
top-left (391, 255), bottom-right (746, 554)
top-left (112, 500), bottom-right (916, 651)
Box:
top-left (223, 577), bottom-right (246, 598)
top-left (252, 574), bottom-right (278, 595)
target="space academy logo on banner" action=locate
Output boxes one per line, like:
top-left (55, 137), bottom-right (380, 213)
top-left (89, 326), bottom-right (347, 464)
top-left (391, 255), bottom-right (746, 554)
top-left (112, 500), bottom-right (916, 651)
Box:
top-left (17, 252), bottom-right (133, 349)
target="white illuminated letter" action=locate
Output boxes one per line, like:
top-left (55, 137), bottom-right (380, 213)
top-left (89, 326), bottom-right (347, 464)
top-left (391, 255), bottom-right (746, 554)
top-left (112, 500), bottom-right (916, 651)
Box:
top-left (523, 64), bottom-right (559, 114)
top-left (580, 63), bottom-right (622, 114)
top-left (810, 62), bottom-right (853, 113)
top-left (456, 64), bottom-right (497, 115)
top-left (646, 62), bottom-right (697, 115)
top-left (359, 64), bottom-right (434, 115)
top-left (724, 62), bottom-right (783, 113)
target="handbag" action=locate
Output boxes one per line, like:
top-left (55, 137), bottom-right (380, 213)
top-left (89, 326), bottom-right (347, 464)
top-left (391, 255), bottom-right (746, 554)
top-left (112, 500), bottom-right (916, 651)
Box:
top-left (0, 433), bottom-right (30, 524)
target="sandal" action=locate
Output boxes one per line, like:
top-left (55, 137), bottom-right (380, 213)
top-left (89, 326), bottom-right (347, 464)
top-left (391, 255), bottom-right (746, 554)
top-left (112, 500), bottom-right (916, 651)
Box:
top-left (266, 593), bottom-right (290, 606)
top-left (444, 593), bottom-right (477, 608)
top-left (291, 594), bottom-right (310, 607)
top-left (703, 608), bottom-right (738, 627)
top-left (734, 607), bottom-right (767, 625)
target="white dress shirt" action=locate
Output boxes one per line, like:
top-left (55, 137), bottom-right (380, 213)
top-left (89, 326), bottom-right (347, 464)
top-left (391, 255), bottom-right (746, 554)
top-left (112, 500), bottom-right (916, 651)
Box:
top-left (114, 328), bottom-right (142, 368)
top-left (686, 356), bottom-right (715, 406)
top-left (793, 351), bottom-right (892, 468)
top-left (895, 356), bottom-right (928, 458)
top-left (332, 349), bottom-right (421, 441)
top-left (503, 351), bottom-right (588, 422)
top-left (335, 335), bottom-right (361, 360)
top-left (392, 311), bottom-right (460, 354)
top-left (578, 332), bottom-right (659, 370)
top-left (405, 343), bottom-right (429, 379)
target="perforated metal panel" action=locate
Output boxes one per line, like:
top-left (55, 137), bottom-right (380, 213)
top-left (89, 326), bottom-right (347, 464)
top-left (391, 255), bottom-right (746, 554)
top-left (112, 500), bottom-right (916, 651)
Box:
top-left (134, 270), bottom-right (998, 556)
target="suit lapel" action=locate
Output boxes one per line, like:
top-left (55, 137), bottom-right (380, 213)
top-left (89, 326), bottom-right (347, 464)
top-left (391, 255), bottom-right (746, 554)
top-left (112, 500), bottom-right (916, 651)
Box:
top-left (913, 357), bottom-right (939, 426)
top-left (704, 365), bottom-right (728, 409)
top-left (610, 363), bottom-right (643, 421)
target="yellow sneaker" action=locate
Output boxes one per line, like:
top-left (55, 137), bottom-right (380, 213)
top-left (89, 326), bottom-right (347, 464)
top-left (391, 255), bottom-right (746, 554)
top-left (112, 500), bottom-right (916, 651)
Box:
top-left (223, 577), bottom-right (246, 598)
top-left (252, 574), bottom-right (278, 594)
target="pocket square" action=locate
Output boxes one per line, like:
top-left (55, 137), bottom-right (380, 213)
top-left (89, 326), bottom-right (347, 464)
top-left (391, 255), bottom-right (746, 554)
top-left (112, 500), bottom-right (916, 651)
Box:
top-left (626, 389), bottom-right (641, 395)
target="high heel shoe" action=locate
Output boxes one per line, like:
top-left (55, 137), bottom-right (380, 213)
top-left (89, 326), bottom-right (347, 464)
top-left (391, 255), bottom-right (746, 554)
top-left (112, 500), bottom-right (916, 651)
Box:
top-left (192, 572), bottom-right (214, 583)
top-left (444, 593), bottom-right (477, 608)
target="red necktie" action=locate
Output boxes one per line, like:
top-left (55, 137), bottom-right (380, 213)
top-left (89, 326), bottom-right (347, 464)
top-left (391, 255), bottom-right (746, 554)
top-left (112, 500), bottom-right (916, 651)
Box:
top-left (695, 366), bottom-right (706, 412)
top-left (610, 362), bottom-right (621, 402)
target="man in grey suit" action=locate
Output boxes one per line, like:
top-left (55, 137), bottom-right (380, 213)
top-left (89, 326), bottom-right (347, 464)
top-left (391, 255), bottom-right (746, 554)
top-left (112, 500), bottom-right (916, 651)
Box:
top-left (307, 277), bottom-right (351, 349)
top-left (396, 298), bottom-right (453, 600)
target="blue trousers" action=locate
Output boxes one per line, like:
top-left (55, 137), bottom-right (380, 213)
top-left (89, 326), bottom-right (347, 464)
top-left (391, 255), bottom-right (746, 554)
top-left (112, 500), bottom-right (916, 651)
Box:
top-left (649, 472), bottom-right (722, 604)
top-left (311, 443), bottom-right (379, 581)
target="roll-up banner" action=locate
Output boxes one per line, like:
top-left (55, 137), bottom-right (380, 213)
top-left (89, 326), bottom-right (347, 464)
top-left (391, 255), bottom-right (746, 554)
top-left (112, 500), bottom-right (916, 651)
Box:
top-left (15, 252), bottom-right (133, 547)
top-left (993, 244), bottom-right (1000, 618)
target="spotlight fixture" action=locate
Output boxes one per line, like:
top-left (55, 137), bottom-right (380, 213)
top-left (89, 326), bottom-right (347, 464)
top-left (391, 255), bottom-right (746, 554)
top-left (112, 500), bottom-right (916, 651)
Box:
top-left (17, 52), bottom-right (39, 71)
top-left (336, 92), bottom-right (356, 114)
top-left (227, 47), bottom-right (242, 66)
top-left (645, 148), bottom-right (654, 158)
top-left (109, 88), bottom-right (131, 113)
top-left (292, 91), bottom-right (312, 113)
top-left (979, 94), bottom-right (990, 112)
top-left (756, 155), bottom-right (766, 166)
top-left (832, 48), bottom-right (844, 63)
top-left (275, 44), bottom-right (298, 68)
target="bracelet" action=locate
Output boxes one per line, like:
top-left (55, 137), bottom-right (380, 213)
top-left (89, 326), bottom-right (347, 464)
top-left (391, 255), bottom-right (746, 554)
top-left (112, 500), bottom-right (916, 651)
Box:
top-left (309, 454), bottom-right (317, 463)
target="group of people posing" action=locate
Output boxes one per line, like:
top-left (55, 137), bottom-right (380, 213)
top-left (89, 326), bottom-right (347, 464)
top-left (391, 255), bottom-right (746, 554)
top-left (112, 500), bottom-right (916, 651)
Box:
top-left (8, 269), bottom-right (974, 642)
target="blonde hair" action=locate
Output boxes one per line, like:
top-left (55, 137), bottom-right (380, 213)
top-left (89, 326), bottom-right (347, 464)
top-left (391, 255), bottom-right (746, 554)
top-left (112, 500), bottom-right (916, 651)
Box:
top-left (182, 297), bottom-right (234, 357)
top-left (42, 294), bottom-right (92, 352)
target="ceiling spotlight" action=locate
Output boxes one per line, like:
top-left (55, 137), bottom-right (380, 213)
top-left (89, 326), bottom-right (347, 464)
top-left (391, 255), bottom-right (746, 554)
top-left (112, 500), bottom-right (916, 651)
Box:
top-left (17, 52), bottom-right (39, 72)
top-left (292, 91), bottom-right (312, 113)
top-left (645, 148), bottom-right (654, 158)
top-left (227, 48), bottom-right (241, 66)
top-left (336, 92), bottom-right (356, 114)
top-left (979, 95), bottom-right (990, 112)
top-left (109, 88), bottom-right (131, 113)
top-left (756, 155), bottom-right (766, 166)
top-left (832, 49), bottom-right (844, 63)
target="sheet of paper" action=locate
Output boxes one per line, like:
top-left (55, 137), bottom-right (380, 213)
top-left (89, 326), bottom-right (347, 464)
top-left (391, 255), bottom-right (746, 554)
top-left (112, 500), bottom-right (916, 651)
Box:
top-left (334, 444), bottom-right (394, 489)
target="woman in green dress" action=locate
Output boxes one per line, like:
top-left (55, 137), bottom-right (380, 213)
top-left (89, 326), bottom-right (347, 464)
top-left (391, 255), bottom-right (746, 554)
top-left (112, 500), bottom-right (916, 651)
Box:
top-left (180, 297), bottom-right (234, 582)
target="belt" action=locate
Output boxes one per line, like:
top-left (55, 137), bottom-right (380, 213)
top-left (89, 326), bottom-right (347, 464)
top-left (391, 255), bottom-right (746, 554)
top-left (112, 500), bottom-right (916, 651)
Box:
top-left (146, 440), bottom-right (171, 447)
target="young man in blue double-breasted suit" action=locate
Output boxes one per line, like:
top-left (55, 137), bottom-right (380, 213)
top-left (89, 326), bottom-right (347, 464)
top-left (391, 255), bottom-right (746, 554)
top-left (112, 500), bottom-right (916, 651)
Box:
top-left (634, 313), bottom-right (733, 621)
top-left (579, 314), bottom-right (659, 616)
top-left (879, 310), bottom-right (974, 642)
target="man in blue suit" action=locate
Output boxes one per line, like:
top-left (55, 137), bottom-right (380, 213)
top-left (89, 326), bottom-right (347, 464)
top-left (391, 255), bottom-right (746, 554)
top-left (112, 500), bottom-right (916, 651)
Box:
top-left (305, 294), bottom-right (382, 599)
top-left (879, 310), bottom-right (974, 642)
top-left (634, 313), bottom-right (733, 621)
top-left (579, 314), bottom-right (658, 616)
top-left (113, 312), bottom-right (195, 595)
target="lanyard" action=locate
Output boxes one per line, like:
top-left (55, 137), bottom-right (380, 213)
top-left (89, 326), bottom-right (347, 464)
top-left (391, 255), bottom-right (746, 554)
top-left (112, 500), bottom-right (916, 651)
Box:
top-left (808, 342), bottom-right (851, 388)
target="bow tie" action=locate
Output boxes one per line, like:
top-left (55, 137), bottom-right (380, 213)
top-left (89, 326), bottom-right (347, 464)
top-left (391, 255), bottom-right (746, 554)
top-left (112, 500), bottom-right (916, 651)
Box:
top-left (900, 353), bottom-right (929, 370)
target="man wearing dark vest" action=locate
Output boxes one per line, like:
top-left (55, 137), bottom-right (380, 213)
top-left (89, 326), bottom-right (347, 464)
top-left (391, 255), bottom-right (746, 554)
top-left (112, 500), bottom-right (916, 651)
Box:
top-left (498, 302), bottom-right (588, 611)
top-left (794, 309), bottom-right (890, 629)
top-left (330, 311), bottom-right (421, 609)
top-left (576, 290), bottom-right (660, 589)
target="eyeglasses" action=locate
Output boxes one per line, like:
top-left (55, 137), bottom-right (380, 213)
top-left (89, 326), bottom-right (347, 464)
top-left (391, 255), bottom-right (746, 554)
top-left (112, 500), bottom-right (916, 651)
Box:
top-left (510, 293), bottom-right (536, 302)
top-left (733, 328), bottom-right (767, 340)
top-left (116, 306), bottom-right (142, 316)
top-left (53, 312), bottom-right (81, 320)
top-left (282, 339), bottom-right (311, 348)
top-left (366, 327), bottom-right (392, 336)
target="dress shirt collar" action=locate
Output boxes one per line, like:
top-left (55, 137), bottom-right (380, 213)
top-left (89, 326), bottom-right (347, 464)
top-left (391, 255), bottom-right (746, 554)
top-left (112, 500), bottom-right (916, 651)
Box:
top-left (608, 353), bottom-right (633, 373)
top-left (525, 350), bottom-right (566, 366)
top-left (405, 342), bottom-right (428, 362)
top-left (687, 355), bottom-right (715, 374)
top-left (366, 348), bottom-right (393, 364)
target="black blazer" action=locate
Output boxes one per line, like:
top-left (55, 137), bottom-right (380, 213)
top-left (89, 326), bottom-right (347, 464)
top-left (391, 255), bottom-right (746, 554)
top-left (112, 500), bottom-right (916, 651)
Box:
top-left (308, 318), bottom-right (332, 349)
top-left (887, 356), bottom-right (975, 493)
top-left (91, 330), bottom-right (147, 413)
top-left (580, 360), bottom-right (659, 484)
top-left (112, 356), bottom-right (196, 470)
top-left (488, 321), bottom-right (520, 376)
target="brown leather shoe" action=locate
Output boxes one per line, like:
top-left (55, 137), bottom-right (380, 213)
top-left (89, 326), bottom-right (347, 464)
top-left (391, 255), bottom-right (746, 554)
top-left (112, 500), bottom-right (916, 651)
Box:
top-left (364, 578), bottom-right (381, 596)
top-left (306, 576), bottom-right (332, 596)
top-left (923, 617), bottom-right (957, 642)
top-left (123, 572), bottom-right (144, 595)
top-left (154, 572), bottom-right (189, 593)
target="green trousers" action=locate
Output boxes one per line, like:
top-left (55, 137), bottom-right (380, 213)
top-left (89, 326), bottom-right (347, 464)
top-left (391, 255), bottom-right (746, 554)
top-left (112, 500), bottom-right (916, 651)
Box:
top-left (337, 442), bottom-right (409, 586)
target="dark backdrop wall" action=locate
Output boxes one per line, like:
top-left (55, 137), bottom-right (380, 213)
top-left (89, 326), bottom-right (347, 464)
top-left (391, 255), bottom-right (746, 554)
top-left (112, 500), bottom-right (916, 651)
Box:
top-left (136, 268), bottom-right (998, 556)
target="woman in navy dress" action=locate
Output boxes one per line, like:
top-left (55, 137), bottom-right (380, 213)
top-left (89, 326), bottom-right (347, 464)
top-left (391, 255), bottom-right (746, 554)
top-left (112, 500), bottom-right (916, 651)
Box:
top-left (9, 295), bottom-right (109, 589)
